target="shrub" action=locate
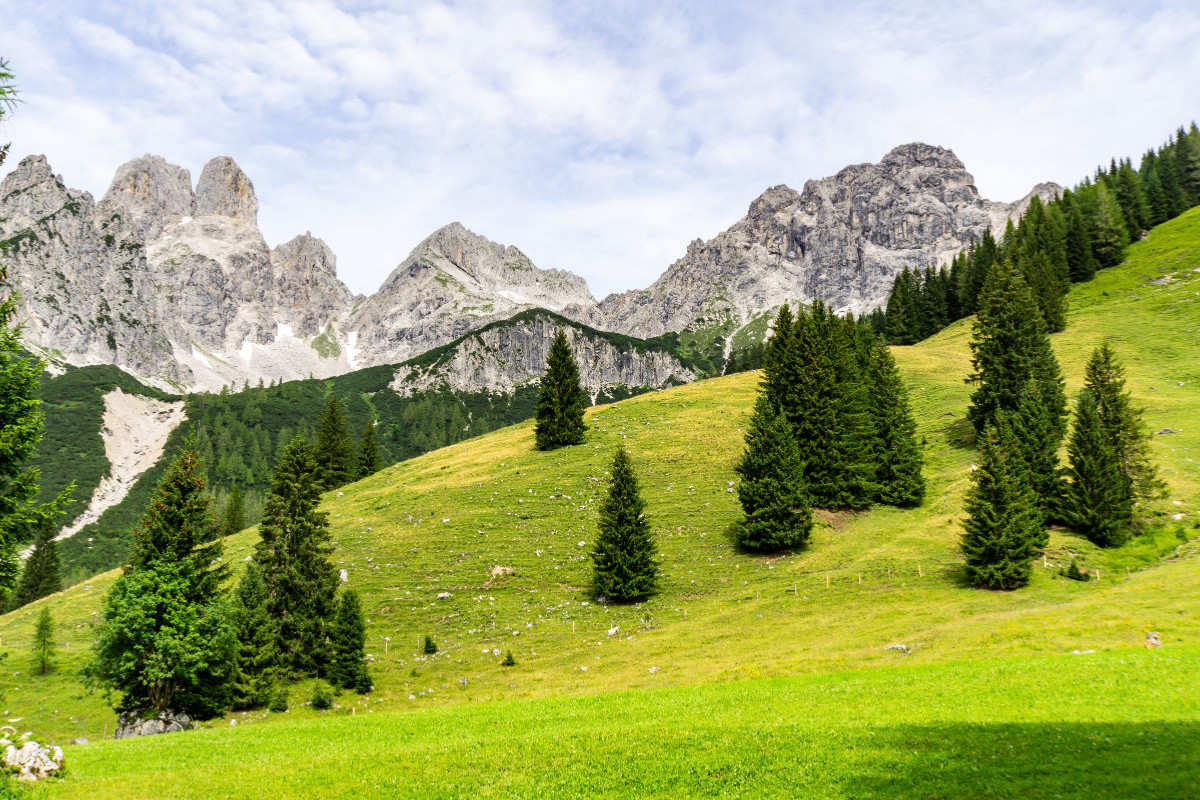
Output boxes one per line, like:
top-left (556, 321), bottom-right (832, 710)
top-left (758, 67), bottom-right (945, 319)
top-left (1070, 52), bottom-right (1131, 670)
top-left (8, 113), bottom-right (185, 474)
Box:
top-left (423, 635), bottom-right (437, 655)
top-left (310, 681), bottom-right (334, 710)
top-left (502, 651), bottom-right (516, 667)
top-left (268, 685), bottom-right (289, 713)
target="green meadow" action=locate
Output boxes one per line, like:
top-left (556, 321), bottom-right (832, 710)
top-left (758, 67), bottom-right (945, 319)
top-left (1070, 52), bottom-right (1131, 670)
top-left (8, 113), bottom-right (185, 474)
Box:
top-left (3, 207), bottom-right (1198, 797)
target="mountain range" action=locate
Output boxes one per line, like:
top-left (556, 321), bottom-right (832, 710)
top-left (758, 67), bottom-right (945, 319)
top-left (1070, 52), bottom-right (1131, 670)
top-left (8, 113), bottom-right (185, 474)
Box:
top-left (1, 144), bottom-right (1057, 393)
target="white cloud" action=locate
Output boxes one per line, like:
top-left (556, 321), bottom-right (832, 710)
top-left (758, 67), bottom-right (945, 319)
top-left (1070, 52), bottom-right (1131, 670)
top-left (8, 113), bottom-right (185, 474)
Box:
top-left (1, 0), bottom-right (1198, 300)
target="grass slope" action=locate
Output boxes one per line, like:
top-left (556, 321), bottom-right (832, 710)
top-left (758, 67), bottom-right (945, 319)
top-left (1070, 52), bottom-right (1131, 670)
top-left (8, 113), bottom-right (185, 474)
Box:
top-left (4, 208), bottom-right (1199, 795)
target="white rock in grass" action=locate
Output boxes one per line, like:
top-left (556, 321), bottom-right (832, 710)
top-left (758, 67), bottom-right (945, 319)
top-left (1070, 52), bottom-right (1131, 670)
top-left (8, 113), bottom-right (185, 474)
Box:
top-left (339, 569), bottom-right (349, 582)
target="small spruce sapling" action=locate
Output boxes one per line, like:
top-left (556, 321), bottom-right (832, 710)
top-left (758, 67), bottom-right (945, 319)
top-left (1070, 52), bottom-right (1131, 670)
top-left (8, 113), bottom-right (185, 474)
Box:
top-left (502, 651), bottom-right (516, 667)
top-left (32, 606), bottom-right (54, 676)
top-left (423, 635), bottom-right (438, 655)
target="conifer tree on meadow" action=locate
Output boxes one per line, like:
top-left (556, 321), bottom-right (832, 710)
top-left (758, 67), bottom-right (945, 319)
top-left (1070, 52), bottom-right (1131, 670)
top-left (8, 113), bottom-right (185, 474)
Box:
top-left (535, 329), bottom-right (588, 450)
top-left (230, 561), bottom-right (277, 710)
top-left (866, 341), bottom-right (926, 507)
top-left (961, 418), bottom-right (1042, 590)
top-left (254, 437), bottom-right (339, 677)
top-left (223, 484), bottom-right (245, 537)
top-left (1062, 388), bottom-right (1134, 548)
top-left (356, 419), bottom-right (382, 479)
top-left (314, 395), bottom-right (355, 491)
top-left (328, 589), bottom-right (372, 693)
top-left (591, 446), bottom-right (658, 601)
top-left (85, 445), bottom-right (236, 718)
top-left (734, 395), bottom-right (812, 551)
top-left (1081, 341), bottom-right (1164, 503)
top-left (12, 517), bottom-right (61, 609)
top-left (32, 605), bottom-right (54, 676)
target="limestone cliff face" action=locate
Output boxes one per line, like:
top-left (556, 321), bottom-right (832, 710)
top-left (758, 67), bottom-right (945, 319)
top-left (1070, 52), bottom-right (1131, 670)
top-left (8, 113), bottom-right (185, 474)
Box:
top-left (589, 144), bottom-right (1060, 338)
top-left (3, 143), bottom-right (1056, 394)
top-left (389, 311), bottom-right (693, 400)
top-left (348, 222), bottom-right (596, 365)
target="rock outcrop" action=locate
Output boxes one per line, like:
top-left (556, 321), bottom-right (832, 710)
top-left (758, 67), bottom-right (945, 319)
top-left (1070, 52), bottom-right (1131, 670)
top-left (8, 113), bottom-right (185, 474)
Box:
top-left (588, 143), bottom-right (1061, 338)
top-left (113, 710), bottom-right (193, 739)
top-left (349, 222), bottom-right (596, 365)
top-left (1, 729), bottom-right (65, 781)
top-left (389, 310), bottom-right (694, 400)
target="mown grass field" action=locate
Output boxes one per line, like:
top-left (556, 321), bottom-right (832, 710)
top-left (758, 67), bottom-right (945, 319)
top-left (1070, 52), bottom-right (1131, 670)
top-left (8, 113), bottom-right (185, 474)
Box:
top-left (2, 208), bottom-right (1198, 796)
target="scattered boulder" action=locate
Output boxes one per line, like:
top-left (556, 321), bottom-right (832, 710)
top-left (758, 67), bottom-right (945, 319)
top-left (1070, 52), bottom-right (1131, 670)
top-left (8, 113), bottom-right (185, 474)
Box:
top-left (1159, 428), bottom-right (1176, 435)
top-left (607, 625), bottom-right (620, 636)
top-left (113, 709), bottom-right (193, 739)
top-left (437, 592), bottom-right (453, 600)
top-left (1146, 632), bottom-right (1163, 648)
top-left (2, 737), bottom-right (64, 781)
top-left (339, 568), bottom-right (349, 582)
top-left (884, 644), bottom-right (913, 654)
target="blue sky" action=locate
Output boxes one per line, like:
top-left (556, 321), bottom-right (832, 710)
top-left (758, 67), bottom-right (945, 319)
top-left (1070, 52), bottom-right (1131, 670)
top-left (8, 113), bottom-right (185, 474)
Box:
top-left (1, 0), bottom-right (1197, 298)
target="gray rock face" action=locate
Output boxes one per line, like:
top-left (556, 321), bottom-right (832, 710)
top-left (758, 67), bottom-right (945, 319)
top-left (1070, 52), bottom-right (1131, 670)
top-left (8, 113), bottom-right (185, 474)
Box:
top-left (195, 156), bottom-right (258, 225)
top-left (103, 154), bottom-right (195, 240)
top-left (389, 311), bottom-right (693, 399)
top-left (349, 222), bottom-right (596, 365)
top-left (589, 143), bottom-right (1061, 338)
top-left (113, 710), bottom-right (193, 739)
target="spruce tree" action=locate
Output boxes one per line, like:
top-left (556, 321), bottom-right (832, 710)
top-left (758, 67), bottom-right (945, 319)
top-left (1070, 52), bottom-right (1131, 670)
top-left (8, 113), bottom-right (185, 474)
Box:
top-left (230, 561), bottom-right (277, 710)
top-left (1062, 388), bottom-right (1133, 547)
top-left (821, 309), bottom-right (877, 508)
top-left (1082, 342), bottom-right (1164, 502)
top-left (1062, 191), bottom-right (1098, 282)
top-left (965, 260), bottom-right (1067, 441)
top-left (1008, 381), bottom-right (1062, 534)
top-left (314, 396), bottom-right (355, 491)
top-left (734, 395), bottom-right (812, 551)
top-left (1019, 251), bottom-right (1066, 333)
top-left (328, 590), bottom-right (371, 693)
top-left (85, 444), bottom-right (236, 718)
top-left (32, 605), bottom-right (54, 676)
top-left (534, 329), bottom-right (588, 450)
top-left (867, 341), bottom-right (925, 507)
top-left (356, 419), bottom-right (382, 479)
top-left (960, 418), bottom-right (1043, 590)
top-left (1090, 181), bottom-right (1130, 268)
top-left (591, 447), bottom-right (658, 601)
top-left (223, 484), bottom-right (245, 537)
top-left (762, 304), bottom-right (795, 390)
top-left (12, 517), bottom-right (61, 609)
top-left (254, 437), bottom-right (339, 677)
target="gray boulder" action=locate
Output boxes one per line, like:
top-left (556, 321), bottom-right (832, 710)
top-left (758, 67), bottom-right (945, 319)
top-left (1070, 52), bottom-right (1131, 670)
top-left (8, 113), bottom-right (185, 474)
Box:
top-left (113, 709), bottom-right (193, 739)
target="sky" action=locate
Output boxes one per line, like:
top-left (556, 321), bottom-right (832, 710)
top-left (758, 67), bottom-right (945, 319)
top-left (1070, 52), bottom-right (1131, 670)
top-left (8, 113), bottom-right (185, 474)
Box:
top-left (1, 0), bottom-right (1198, 300)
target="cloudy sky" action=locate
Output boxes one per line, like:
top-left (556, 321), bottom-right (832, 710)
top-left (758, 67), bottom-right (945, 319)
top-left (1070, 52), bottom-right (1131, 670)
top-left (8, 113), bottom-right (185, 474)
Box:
top-left (1, 0), bottom-right (1197, 299)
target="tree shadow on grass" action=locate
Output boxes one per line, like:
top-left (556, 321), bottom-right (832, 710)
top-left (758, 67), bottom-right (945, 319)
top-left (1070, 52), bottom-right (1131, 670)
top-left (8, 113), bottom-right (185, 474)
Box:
top-left (843, 720), bottom-right (1200, 799)
top-left (943, 417), bottom-right (977, 450)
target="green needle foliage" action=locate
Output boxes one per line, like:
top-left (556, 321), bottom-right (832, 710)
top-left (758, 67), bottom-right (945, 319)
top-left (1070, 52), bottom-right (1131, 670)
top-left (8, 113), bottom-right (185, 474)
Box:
top-left (31, 605), bottom-right (54, 676)
top-left (961, 418), bottom-right (1043, 590)
top-left (1062, 388), bottom-right (1134, 547)
top-left (12, 517), bottom-right (62, 609)
top-left (423, 635), bottom-right (437, 655)
top-left (591, 446), bottom-right (658, 601)
top-left (254, 437), bottom-right (338, 678)
top-left (222, 484), bottom-right (245, 537)
top-left (535, 329), bottom-right (588, 450)
top-left (85, 444), bottom-right (235, 717)
top-left (314, 395), bottom-right (355, 491)
top-left (734, 395), bottom-right (812, 552)
top-left (230, 562), bottom-right (277, 710)
top-left (356, 420), bottom-right (382, 479)
top-left (1082, 341), bottom-right (1164, 503)
top-left (328, 590), bottom-right (371, 693)
top-left (866, 341), bottom-right (925, 507)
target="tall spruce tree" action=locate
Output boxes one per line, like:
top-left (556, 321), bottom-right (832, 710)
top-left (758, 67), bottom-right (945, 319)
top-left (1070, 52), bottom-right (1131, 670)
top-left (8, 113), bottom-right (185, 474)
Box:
top-left (591, 447), bottom-right (658, 601)
top-left (534, 329), bottom-right (588, 450)
top-left (734, 395), bottom-right (812, 551)
top-left (314, 396), bottom-right (355, 491)
top-left (1008, 381), bottom-right (1062, 534)
top-left (822, 309), bottom-right (877, 508)
top-left (1089, 181), bottom-right (1130, 268)
top-left (960, 418), bottom-right (1043, 590)
top-left (254, 437), bottom-right (339, 677)
top-left (230, 561), bottom-right (277, 710)
top-left (867, 341), bottom-right (926, 507)
top-left (85, 445), bottom-right (236, 718)
top-left (1062, 388), bottom-right (1133, 547)
top-left (328, 590), bottom-right (371, 693)
top-left (1062, 190), bottom-right (1098, 282)
top-left (1082, 342), bottom-right (1164, 502)
top-left (12, 517), bottom-right (61, 609)
top-left (356, 419), bottom-right (382, 479)
top-left (965, 260), bottom-right (1067, 442)
top-left (223, 484), bottom-right (245, 537)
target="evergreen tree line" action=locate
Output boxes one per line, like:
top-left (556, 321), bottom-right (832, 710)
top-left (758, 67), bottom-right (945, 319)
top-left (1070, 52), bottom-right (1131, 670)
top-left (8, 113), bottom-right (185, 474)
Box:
top-left (84, 436), bottom-right (372, 721)
top-left (735, 302), bottom-right (926, 551)
top-left (960, 262), bottom-right (1161, 589)
top-left (875, 123), bottom-right (1200, 344)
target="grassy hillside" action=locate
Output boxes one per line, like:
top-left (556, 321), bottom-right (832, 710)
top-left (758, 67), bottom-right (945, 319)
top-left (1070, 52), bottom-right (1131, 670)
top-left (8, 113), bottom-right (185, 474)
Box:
top-left (4, 207), bottom-right (1199, 795)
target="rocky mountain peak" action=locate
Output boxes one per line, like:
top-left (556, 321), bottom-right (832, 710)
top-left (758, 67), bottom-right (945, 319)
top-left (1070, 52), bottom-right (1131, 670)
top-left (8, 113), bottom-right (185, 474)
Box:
top-left (748, 185), bottom-right (801, 218)
top-left (195, 156), bottom-right (257, 224)
top-left (880, 142), bottom-right (966, 171)
top-left (273, 232), bottom-right (338, 278)
top-left (101, 155), bottom-right (195, 240)
top-left (0, 155), bottom-right (75, 220)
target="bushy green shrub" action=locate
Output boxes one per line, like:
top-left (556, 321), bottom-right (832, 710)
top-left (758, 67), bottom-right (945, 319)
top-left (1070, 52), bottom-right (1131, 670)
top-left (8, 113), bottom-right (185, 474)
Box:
top-left (310, 681), bottom-right (334, 710)
top-left (268, 685), bottom-right (289, 713)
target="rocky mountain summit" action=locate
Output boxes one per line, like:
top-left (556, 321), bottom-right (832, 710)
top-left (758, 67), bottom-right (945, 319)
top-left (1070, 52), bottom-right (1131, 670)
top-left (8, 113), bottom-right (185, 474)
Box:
top-left (389, 310), bottom-right (693, 402)
top-left (2, 143), bottom-right (1054, 392)
top-left (586, 143), bottom-right (1059, 340)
